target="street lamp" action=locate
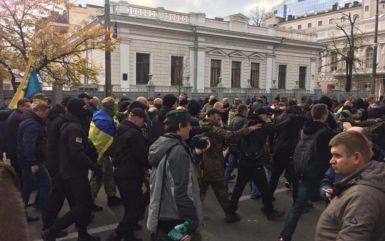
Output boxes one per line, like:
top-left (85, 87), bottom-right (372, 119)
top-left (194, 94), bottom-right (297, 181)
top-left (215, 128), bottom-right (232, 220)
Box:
top-left (372, 0), bottom-right (385, 95)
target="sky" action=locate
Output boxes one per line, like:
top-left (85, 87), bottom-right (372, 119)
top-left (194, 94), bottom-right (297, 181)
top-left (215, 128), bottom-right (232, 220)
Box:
top-left (74, 0), bottom-right (282, 18)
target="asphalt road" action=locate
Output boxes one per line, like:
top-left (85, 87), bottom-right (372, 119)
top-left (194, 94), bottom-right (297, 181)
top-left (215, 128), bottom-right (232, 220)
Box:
top-left (29, 179), bottom-right (326, 241)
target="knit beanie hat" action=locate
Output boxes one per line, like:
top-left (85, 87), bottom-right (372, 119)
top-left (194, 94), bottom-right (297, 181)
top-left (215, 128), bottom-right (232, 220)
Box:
top-left (67, 98), bottom-right (86, 118)
top-left (163, 94), bottom-right (178, 108)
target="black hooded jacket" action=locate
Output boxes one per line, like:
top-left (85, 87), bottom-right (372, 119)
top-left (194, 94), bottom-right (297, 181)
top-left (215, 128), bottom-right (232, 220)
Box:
top-left (111, 120), bottom-right (150, 178)
top-left (151, 106), bottom-right (174, 143)
top-left (59, 112), bottom-right (94, 179)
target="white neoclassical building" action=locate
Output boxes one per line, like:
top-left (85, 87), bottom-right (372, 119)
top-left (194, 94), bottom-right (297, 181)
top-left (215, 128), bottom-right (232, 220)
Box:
top-left (82, 2), bottom-right (324, 93)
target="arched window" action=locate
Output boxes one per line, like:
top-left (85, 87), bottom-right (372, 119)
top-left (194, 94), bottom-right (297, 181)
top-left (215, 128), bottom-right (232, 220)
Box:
top-left (366, 47), bottom-right (374, 68)
top-left (353, 14), bottom-right (359, 21)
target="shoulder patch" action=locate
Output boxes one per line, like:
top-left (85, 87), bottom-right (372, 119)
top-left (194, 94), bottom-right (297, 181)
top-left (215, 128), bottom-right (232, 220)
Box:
top-left (75, 137), bottom-right (83, 143)
top-left (349, 217), bottom-right (358, 225)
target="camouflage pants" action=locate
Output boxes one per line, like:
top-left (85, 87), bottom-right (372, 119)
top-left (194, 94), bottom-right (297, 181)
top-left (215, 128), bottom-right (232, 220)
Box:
top-left (199, 170), bottom-right (230, 214)
top-left (90, 155), bottom-right (117, 199)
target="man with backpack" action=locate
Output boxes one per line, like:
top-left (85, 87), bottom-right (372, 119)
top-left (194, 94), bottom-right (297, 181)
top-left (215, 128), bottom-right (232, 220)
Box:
top-left (278, 104), bottom-right (336, 241)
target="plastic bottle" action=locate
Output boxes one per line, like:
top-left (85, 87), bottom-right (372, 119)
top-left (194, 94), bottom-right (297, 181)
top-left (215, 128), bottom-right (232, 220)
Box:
top-left (168, 220), bottom-right (190, 241)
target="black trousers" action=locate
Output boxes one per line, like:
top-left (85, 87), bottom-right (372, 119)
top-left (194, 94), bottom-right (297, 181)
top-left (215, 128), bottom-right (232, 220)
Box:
top-left (43, 175), bottom-right (66, 230)
top-left (229, 166), bottom-right (273, 213)
top-left (50, 176), bottom-right (92, 236)
top-left (115, 177), bottom-right (145, 236)
top-left (269, 151), bottom-right (298, 201)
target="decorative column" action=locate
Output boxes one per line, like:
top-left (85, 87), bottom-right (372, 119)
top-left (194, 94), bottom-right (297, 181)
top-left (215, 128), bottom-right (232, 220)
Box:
top-left (147, 74), bottom-right (155, 98)
top-left (265, 53), bottom-right (274, 91)
top-left (120, 40), bottom-right (130, 89)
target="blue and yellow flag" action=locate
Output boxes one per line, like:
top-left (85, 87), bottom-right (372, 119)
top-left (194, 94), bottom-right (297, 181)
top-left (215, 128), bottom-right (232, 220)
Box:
top-left (89, 109), bottom-right (117, 160)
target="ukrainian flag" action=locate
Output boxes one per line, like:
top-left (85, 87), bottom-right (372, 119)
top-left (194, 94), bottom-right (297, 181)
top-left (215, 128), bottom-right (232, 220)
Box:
top-left (8, 54), bottom-right (41, 109)
top-left (89, 109), bottom-right (117, 160)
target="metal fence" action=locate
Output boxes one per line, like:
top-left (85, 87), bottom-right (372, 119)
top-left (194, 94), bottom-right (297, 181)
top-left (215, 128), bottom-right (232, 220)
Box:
top-left (3, 86), bottom-right (373, 105)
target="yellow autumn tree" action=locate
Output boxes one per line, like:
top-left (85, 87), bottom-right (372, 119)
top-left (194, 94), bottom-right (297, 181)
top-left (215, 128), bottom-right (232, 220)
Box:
top-left (0, 0), bottom-right (115, 91)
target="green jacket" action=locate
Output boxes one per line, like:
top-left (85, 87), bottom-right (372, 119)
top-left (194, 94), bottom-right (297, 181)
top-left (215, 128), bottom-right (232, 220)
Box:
top-left (200, 119), bottom-right (251, 179)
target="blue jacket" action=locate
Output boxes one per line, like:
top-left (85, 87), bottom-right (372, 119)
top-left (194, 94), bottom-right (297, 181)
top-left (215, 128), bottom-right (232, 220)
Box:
top-left (17, 112), bottom-right (46, 168)
top-left (320, 166), bottom-right (343, 202)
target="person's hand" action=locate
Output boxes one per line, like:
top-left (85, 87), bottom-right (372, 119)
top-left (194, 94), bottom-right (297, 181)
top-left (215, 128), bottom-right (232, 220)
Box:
top-left (181, 235), bottom-right (192, 241)
top-left (195, 139), bottom-right (211, 155)
top-left (248, 124), bottom-right (262, 132)
top-left (31, 165), bottom-right (39, 174)
top-left (323, 188), bottom-right (333, 200)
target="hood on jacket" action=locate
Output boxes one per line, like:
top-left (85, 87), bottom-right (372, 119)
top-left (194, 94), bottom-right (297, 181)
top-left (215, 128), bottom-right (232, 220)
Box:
top-left (47, 104), bottom-right (64, 121)
top-left (335, 161), bottom-right (385, 196)
top-left (148, 133), bottom-right (184, 167)
top-left (303, 120), bottom-right (327, 135)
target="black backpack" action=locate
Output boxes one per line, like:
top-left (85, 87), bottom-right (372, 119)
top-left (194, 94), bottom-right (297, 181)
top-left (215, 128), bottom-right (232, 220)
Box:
top-left (293, 127), bottom-right (327, 176)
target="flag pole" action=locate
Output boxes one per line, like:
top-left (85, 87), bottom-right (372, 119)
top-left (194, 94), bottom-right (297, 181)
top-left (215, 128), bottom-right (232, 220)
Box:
top-left (8, 54), bottom-right (34, 109)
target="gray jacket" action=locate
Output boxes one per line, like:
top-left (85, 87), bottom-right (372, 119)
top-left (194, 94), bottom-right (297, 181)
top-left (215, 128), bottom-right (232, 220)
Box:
top-left (315, 161), bottom-right (385, 241)
top-left (147, 133), bottom-right (203, 234)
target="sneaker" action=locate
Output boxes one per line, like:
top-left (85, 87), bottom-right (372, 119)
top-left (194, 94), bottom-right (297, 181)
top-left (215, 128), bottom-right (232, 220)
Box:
top-left (278, 237), bottom-right (291, 241)
top-left (250, 193), bottom-right (262, 200)
top-left (77, 233), bottom-right (101, 241)
top-left (265, 209), bottom-right (285, 220)
top-left (108, 196), bottom-right (123, 206)
top-left (41, 230), bottom-right (57, 241)
top-left (91, 203), bottom-right (103, 212)
top-left (133, 223), bottom-right (142, 231)
top-left (225, 212), bottom-right (241, 223)
top-left (284, 181), bottom-right (291, 189)
top-left (26, 214), bottom-right (40, 223)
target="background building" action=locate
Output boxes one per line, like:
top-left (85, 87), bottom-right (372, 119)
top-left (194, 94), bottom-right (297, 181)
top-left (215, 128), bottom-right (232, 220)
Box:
top-left (266, 0), bottom-right (385, 92)
top-left (81, 1), bottom-right (324, 94)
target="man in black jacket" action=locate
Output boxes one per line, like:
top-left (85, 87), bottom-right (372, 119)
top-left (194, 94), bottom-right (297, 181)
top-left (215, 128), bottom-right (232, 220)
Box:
top-left (41, 98), bottom-right (102, 241)
top-left (107, 108), bottom-right (150, 241)
top-left (278, 104), bottom-right (336, 241)
top-left (6, 98), bottom-right (31, 179)
top-left (151, 94), bottom-right (178, 143)
top-left (43, 97), bottom-right (73, 232)
top-left (228, 108), bottom-right (285, 220)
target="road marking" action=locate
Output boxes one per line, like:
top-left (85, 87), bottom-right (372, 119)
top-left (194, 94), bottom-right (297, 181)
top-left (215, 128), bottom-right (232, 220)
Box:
top-left (239, 187), bottom-right (289, 201)
top-left (34, 224), bottom-right (118, 241)
top-left (34, 187), bottom-right (290, 241)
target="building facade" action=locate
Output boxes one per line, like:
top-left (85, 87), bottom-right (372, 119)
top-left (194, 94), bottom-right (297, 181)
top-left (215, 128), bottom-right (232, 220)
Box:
top-left (81, 1), bottom-right (324, 94)
top-left (272, 0), bottom-right (359, 20)
top-left (266, 0), bottom-right (385, 92)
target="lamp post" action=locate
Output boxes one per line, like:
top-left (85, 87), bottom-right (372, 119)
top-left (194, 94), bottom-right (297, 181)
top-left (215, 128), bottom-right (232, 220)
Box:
top-left (372, 0), bottom-right (385, 95)
top-left (105, 0), bottom-right (112, 97)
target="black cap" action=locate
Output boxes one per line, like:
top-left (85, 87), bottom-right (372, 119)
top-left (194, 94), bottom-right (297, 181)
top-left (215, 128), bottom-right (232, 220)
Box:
top-left (165, 109), bottom-right (192, 124)
top-left (78, 92), bottom-right (92, 100)
top-left (253, 107), bottom-right (270, 116)
top-left (67, 98), bottom-right (86, 118)
top-left (130, 108), bottom-right (145, 119)
top-left (207, 108), bottom-right (222, 117)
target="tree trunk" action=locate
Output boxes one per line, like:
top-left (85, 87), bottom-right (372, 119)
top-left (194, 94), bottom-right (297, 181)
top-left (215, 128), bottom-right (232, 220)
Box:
top-left (345, 61), bottom-right (352, 92)
top-left (0, 76), bottom-right (4, 108)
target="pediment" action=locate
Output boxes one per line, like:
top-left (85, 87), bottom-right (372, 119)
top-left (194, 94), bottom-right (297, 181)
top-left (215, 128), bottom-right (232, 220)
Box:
top-left (248, 52), bottom-right (265, 60)
top-left (207, 49), bottom-right (227, 56)
top-left (229, 51), bottom-right (247, 58)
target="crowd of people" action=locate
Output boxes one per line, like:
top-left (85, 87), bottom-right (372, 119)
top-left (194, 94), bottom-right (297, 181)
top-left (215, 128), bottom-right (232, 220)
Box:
top-left (1, 92), bottom-right (385, 241)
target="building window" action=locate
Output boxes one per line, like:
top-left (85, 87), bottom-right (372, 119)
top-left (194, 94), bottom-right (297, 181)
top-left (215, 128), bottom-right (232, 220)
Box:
top-left (136, 53), bottom-right (150, 84)
top-left (299, 66), bottom-right (306, 89)
top-left (250, 63), bottom-right (260, 88)
top-left (365, 5), bottom-right (369, 11)
top-left (273, 10), bottom-right (278, 14)
top-left (210, 59), bottom-right (221, 87)
top-left (298, 24), bottom-right (302, 30)
top-left (318, 20), bottom-right (322, 26)
top-left (353, 14), bottom-right (359, 20)
top-left (331, 52), bottom-right (338, 71)
top-left (171, 56), bottom-right (183, 86)
top-left (366, 47), bottom-right (374, 68)
top-left (308, 22), bottom-right (312, 28)
top-left (231, 61), bottom-right (241, 88)
top-left (278, 65), bottom-right (287, 89)
top-left (329, 19), bottom-right (333, 24)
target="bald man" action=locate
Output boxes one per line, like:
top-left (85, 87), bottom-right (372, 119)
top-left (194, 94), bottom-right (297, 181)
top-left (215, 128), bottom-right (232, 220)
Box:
top-left (136, 96), bottom-right (149, 109)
